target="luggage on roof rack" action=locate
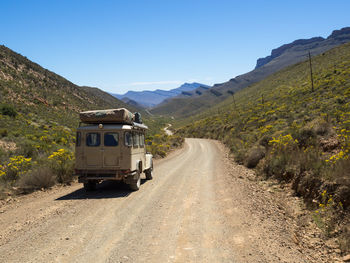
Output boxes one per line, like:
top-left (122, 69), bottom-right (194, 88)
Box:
top-left (79, 108), bottom-right (134, 124)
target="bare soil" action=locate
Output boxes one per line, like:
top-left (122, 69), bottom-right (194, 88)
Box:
top-left (0, 139), bottom-right (343, 262)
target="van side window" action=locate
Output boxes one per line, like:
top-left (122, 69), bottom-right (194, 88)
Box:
top-left (104, 133), bottom-right (119, 146)
top-left (133, 132), bottom-right (139, 147)
top-left (86, 133), bottom-right (100, 147)
top-left (76, 132), bottom-right (81, 147)
top-left (125, 132), bottom-right (132, 146)
top-left (139, 133), bottom-right (145, 147)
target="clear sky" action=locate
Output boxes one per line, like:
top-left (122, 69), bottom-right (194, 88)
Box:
top-left (1, 0), bottom-right (349, 94)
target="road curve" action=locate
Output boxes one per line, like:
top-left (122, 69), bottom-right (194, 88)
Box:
top-left (0, 139), bottom-right (323, 262)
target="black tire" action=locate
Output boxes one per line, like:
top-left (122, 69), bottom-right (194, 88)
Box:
top-left (145, 169), bottom-right (153, 180)
top-left (83, 180), bottom-right (96, 191)
top-left (129, 171), bottom-right (141, 191)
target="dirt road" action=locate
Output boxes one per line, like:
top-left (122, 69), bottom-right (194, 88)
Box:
top-left (164, 124), bottom-right (173, 136)
top-left (0, 139), bottom-right (338, 262)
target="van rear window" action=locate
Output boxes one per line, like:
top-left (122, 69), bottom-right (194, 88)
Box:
top-left (125, 132), bottom-right (132, 146)
top-left (140, 134), bottom-right (145, 147)
top-left (104, 133), bottom-right (119, 146)
top-left (86, 133), bottom-right (100, 146)
top-left (133, 133), bottom-right (139, 147)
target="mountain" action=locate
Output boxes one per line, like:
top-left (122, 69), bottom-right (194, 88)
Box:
top-left (111, 82), bottom-right (210, 108)
top-left (121, 97), bottom-right (142, 108)
top-left (151, 27), bottom-right (350, 118)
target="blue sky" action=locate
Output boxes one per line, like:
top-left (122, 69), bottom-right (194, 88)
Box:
top-left (1, 0), bottom-right (349, 94)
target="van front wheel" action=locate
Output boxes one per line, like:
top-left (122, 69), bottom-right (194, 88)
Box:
top-left (129, 171), bottom-right (141, 191)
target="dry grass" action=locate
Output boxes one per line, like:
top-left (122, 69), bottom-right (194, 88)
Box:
top-left (17, 167), bottom-right (55, 191)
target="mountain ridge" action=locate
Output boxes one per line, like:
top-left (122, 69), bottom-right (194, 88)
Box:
top-left (255, 27), bottom-right (350, 69)
top-left (111, 82), bottom-right (210, 108)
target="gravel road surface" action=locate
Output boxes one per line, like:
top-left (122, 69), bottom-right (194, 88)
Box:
top-left (0, 139), bottom-right (337, 262)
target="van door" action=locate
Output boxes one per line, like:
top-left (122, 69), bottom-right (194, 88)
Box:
top-left (103, 132), bottom-right (120, 168)
top-left (85, 132), bottom-right (103, 167)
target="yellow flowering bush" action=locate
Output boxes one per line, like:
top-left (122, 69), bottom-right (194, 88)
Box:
top-left (0, 165), bottom-right (6, 178)
top-left (48, 148), bottom-right (73, 162)
top-left (48, 149), bottom-right (74, 183)
top-left (146, 133), bottom-right (184, 158)
top-left (0, 155), bottom-right (32, 182)
top-left (313, 190), bottom-right (343, 236)
top-left (326, 128), bottom-right (350, 164)
top-left (269, 134), bottom-right (299, 153)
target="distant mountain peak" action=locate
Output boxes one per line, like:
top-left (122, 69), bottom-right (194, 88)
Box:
top-left (327, 27), bottom-right (350, 40)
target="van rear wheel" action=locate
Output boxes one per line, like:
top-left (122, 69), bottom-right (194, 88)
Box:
top-left (129, 171), bottom-right (141, 191)
top-left (145, 169), bottom-right (153, 180)
top-left (83, 180), bottom-right (96, 191)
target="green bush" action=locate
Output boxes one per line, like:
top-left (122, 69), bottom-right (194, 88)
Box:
top-left (16, 139), bottom-right (38, 158)
top-left (0, 129), bottom-right (8, 137)
top-left (0, 104), bottom-right (17, 117)
top-left (293, 128), bottom-right (316, 148)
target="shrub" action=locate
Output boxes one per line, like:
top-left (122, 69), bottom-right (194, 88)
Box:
top-left (293, 128), bottom-right (316, 148)
top-left (0, 129), bottom-right (8, 137)
top-left (146, 133), bottom-right (184, 158)
top-left (0, 104), bottom-right (17, 117)
top-left (312, 190), bottom-right (343, 237)
top-left (48, 148), bottom-right (74, 183)
top-left (332, 158), bottom-right (350, 181)
top-left (259, 135), bottom-right (272, 147)
top-left (234, 148), bottom-right (247, 164)
top-left (313, 120), bottom-right (332, 136)
top-left (245, 146), bottom-right (265, 168)
top-left (17, 166), bottom-right (55, 190)
top-left (16, 139), bottom-right (38, 158)
top-left (262, 134), bottom-right (301, 181)
top-left (339, 226), bottom-right (350, 253)
top-left (0, 155), bottom-right (32, 182)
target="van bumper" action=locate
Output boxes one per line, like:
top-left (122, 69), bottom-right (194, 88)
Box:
top-left (76, 169), bottom-right (136, 183)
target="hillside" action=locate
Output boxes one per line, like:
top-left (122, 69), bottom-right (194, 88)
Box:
top-left (0, 45), bottom-right (136, 126)
top-left (177, 42), bottom-right (350, 250)
top-left (111, 82), bottom-right (210, 108)
top-left (151, 27), bottom-right (350, 118)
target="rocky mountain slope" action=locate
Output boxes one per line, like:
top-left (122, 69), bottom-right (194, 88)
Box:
top-left (151, 27), bottom-right (350, 118)
top-left (111, 82), bottom-right (210, 108)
